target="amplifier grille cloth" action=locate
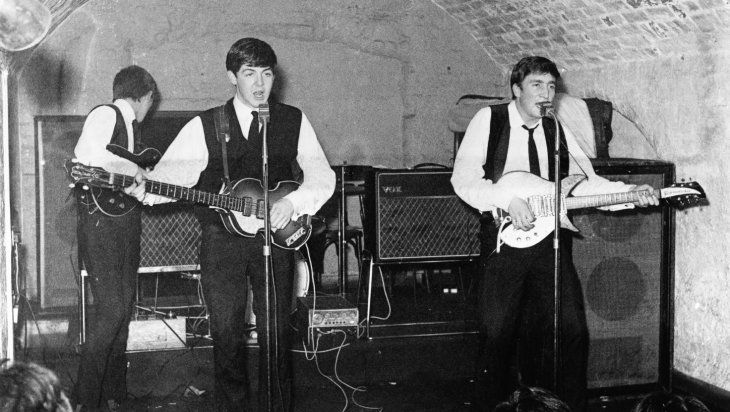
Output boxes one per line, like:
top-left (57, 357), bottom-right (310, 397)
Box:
top-left (140, 204), bottom-right (201, 269)
top-left (377, 196), bottom-right (480, 259)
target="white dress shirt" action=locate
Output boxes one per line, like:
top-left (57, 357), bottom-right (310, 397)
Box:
top-left (74, 99), bottom-right (140, 176)
top-left (451, 101), bottom-right (634, 214)
top-left (144, 96), bottom-right (335, 219)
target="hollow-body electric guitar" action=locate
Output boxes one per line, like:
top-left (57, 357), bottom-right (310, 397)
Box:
top-left (492, 171), bottom-right (705, 249)
top-left (67, 161), bottom-right (312, 250)
top-left (74, 144), bottom-right (162, 216)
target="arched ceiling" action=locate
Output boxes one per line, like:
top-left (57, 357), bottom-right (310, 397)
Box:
top-left (3, 0), bottom-right (729, 72)
top-left (432, 0), bottom-right (729, 69)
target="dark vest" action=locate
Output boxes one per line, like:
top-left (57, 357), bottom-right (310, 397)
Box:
top-left (193, 99), bottom-right (302, 224)
top-left (90, 104), bottom-right (130, 149)
top-left (482, 103), bottom-right (569, 182)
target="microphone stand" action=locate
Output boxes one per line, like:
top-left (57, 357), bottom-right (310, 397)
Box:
top-left (258, 103), bottom-right (275, 412)
top-left (543, 104), bottom-right (563, 395)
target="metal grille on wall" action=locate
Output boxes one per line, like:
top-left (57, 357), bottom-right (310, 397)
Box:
top-left (139, 204), bottom-right (200, 272)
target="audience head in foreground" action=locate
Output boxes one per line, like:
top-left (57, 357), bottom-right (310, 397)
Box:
top-left (633, 390), bottom-right (711, 412)
top-left (493, 386), bottom-right (571, 412)
top-left (0, 359), bottom-right (72, 412)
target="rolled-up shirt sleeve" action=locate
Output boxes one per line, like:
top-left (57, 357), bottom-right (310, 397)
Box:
top-left (283, 113), bottom-right (335, 218)
top-left (563, 126), bottom-right (637, 210)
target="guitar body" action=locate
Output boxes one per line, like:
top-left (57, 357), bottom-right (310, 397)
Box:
top-left (494, 172), bottom-right (584, 249)
top-left (106, 144), bottom-right (162, 170)
top-left (75, 145), bottom-right (162, 217)
top-left (82, 188), bottom-right (137, 217)
top-left (492, 171), bottom-right (705, 249)
top-left (214, 178), bottom-right (312, 250)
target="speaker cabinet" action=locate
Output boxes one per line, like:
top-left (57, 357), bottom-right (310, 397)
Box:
top-left (364, 168), bottom-right (481, 263)
top-left (573, 158), bottom-right (674, 394)
top-left (35, 112), bottom-right (196, 308)
top-left (139, 204), bottom-right (201, 272)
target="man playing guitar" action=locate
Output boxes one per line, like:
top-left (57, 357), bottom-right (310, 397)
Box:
top-left (127, 38), bottom-right (334, 411)
top-left (451, 56), bottom-right (659, 411)
top-left (73, 65), bottom-right (157, 411)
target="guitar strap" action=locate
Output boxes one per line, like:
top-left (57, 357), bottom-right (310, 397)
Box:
top-left (213, 105), bottom-right (232, 190)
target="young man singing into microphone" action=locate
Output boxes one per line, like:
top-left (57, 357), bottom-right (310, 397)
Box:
top-left (451, 56), bottom-right (658, 411)
top-left (129, 38), bottom-right (334, 411)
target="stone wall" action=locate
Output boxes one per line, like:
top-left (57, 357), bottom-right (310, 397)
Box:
top-left (8, 0), bottom-right (730, 393)
top-left (12, 1), bottom-right (498, 324)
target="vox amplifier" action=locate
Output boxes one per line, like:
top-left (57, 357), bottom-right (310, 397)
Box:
top-left (364, 168), bottom-right (481, 263)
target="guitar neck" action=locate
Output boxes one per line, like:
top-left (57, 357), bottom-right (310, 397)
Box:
top-left (565, 188), bottom-right (660, 210)
top-left (110, 173), bottom-right (250, 212)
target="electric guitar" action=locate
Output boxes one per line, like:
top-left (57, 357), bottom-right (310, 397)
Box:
top-left (67, 160), bottom-right (312, 250)
top-left (73, 145), bottom-right (163, 217)
top-left (492, 171), bottom-right (705, 249)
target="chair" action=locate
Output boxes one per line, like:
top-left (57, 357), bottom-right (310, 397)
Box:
top-left (307, 165), bottom-right (369, 295)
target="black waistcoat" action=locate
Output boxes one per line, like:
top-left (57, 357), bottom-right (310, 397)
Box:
top-left (193, 99), bottom-right (302, 224)
top-left (482, 103), bottom-right (569, 182)
top-left (90, 104), bottom-right (129, 148)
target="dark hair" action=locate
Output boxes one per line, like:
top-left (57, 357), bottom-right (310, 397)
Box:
top-left (633, 391), bottom-right (711, 412)
top-left (494, 386), bottom-right (571, 412)
top-left (0, 359), bottom-right (68, 412)
top-left (226, 37), bottom-right (278, 74)
top-left (112, 65), bottom-right (157, 101)
top-left (510, 56), bottom-right (560, 98)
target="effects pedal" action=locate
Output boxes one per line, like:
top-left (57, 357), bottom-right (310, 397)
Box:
top-left (295, 296), bottom-right (358, 340)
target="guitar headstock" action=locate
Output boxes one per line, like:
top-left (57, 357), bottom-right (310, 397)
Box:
top-left (661, 181), bottom-right (706, 209)
top-left (65, 159), bottom-right (116, 189)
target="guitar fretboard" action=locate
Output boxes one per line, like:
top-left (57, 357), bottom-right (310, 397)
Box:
top-left (108, 172), bottom-right (258, 216)
top-left (527, 189), bottom-right (660, 217)
top-left (565, 189), bottom-right (660, 210)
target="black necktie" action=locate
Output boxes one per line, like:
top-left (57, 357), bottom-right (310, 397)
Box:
top-left (132, 119), bottom-right (144, 152)
top-left (248, 111), bottom-right (260, 142)
top-left (522, 124), bottom-right (541, 176)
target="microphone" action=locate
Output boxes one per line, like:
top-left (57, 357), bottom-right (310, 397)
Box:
top-left (258, 103), bottom-right (270, 124)
top-left (537, 101), bottom-right (554, 117)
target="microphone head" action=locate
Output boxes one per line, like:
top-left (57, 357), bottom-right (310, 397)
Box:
top-left (537, 101), bottom-right (554, 117)
top-left (258, 103), bottom-right (270, 123)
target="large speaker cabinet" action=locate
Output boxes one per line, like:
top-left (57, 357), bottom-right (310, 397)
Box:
top-left (573, 158), bottom-right (674, 395)
top-left (363, 168), bottom-right (481, 263)
top-left (35, 111), bottom-right (196, 308)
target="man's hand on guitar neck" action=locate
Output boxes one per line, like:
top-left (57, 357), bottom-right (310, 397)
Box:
top-left (632, 184), bottom-right (660, 207)
top-left (123, 168), bottom-right (147, 202)
top-left (508, 197), bottom-right (536, 231)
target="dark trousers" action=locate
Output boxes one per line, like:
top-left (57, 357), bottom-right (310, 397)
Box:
top-left (475, 225), bottom-right (588, 412)
top-left (75, 207), bottom-right (140, 408)
top-left (199, 223), bottom-right (294, 412)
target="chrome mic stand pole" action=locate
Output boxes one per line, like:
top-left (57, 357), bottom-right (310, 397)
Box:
top-left (543, 103), bottom-right (563, 395)
top-left (258, 103), bottom-right (274, 412)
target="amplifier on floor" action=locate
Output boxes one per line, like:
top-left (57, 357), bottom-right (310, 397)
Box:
top-left (294, 296), bottom-right (358, 340)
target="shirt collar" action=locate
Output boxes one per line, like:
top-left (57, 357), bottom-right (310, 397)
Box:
top-left (113, 99), bottom-right (137, 124)
top-left (232, 95), bottom-right (257, 119)
top-left (508, 100), bottom-right (541, 130)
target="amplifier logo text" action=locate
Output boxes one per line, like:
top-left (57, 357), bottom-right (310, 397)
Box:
top-left (382, 186), bottom-right (403, 194)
